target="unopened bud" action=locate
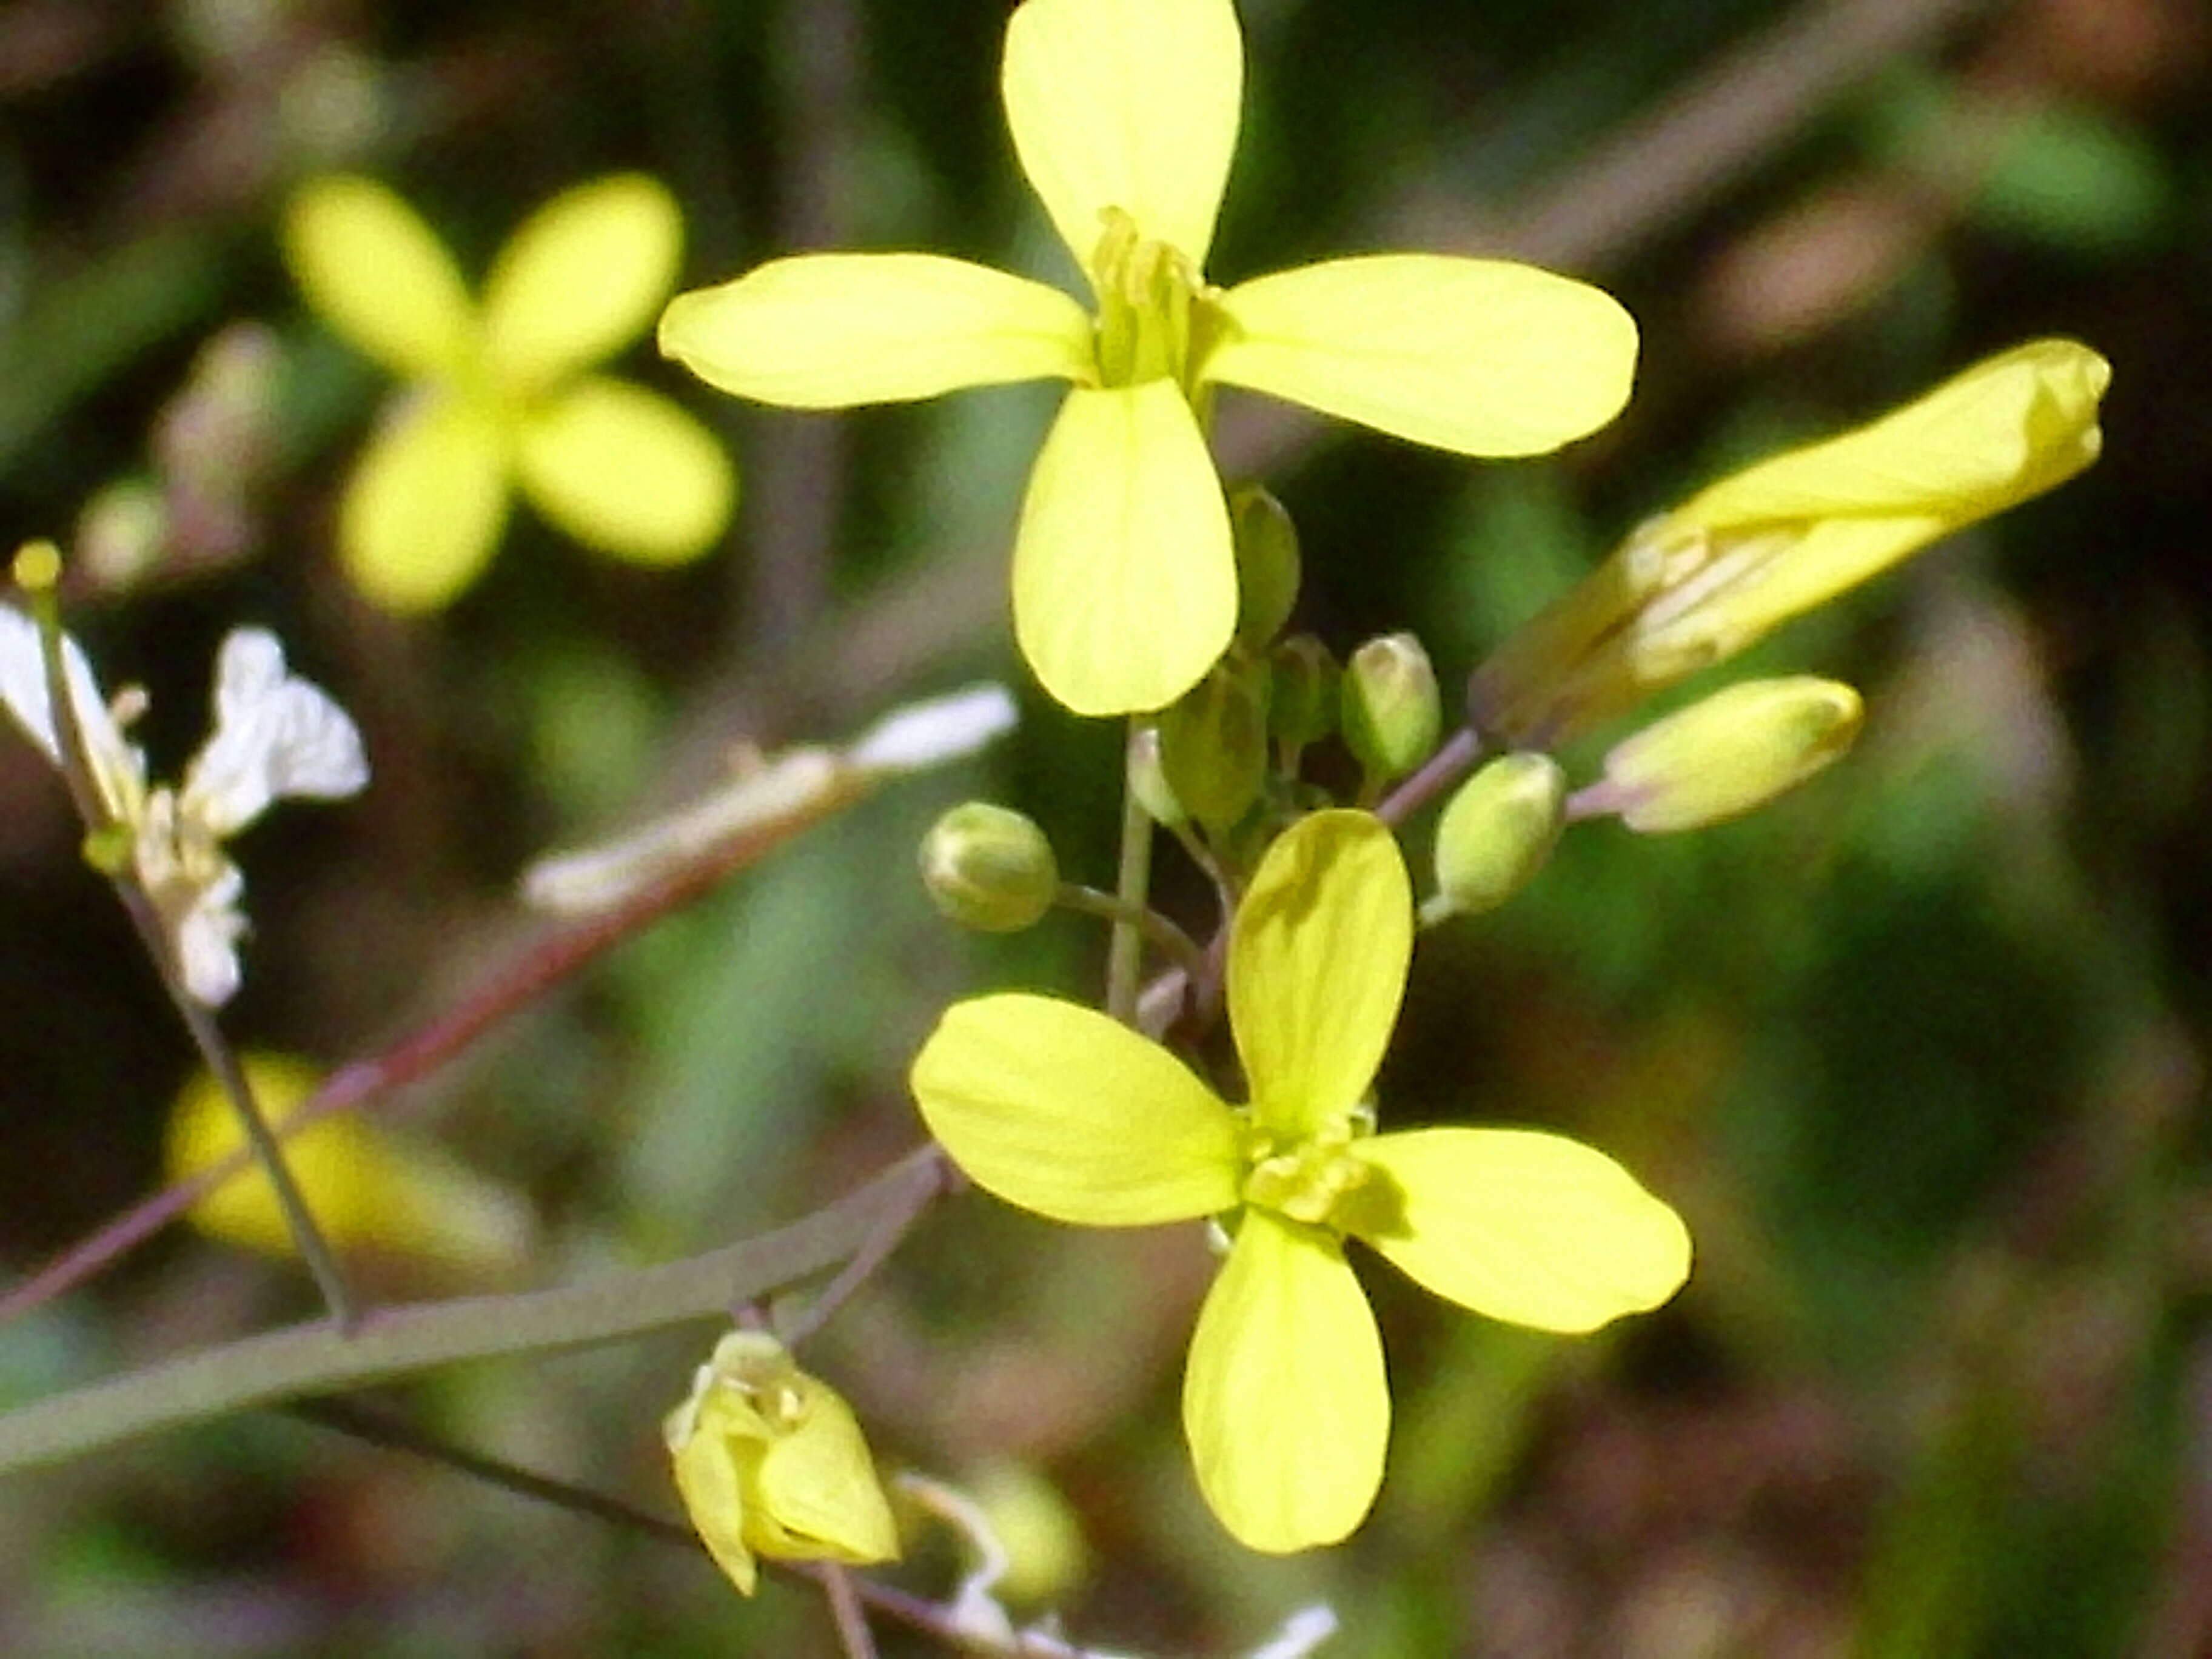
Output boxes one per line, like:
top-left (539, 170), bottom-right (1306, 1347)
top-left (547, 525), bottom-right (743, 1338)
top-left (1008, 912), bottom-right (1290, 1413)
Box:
top-left (1341, 632), bottom-right (1441, 785)
top-left (1160, 660), bottom-right (1269, 837)
top-left (12, 539), bottom-right (62, 592)
top-left (1433, 752), bottom-right (1567, 916)
top-left (1268, 634), bottom-right (1338, 754)
top-left (1595, 676), bottom-right (1862, 833)
top-left (920, 802), bottom-right (1059, 931)
top-left (1230, 484), bottom-right (1301, 647)
top-left (1126, 724), bottom-right (1186, 827)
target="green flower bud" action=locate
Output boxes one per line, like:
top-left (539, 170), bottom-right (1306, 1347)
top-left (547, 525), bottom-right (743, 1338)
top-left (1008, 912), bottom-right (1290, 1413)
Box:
top-left (1160, 660), bottom-right (1270, 837)
top-left (1230, 483), bottom-right (1301, 647)
top-left (1341, 632), bottom-right (1441, 785)
top-left (1268, 634), bottom-right (1338, 754)
top-left (919, 802), bottom-right (1059, 931)
top-left (1433, 752), bottom-right (1567, 916)
top-left (1126, 723), bottom-right (1187, 828)
top-left (1597, 676), bottom-right (1863, 833)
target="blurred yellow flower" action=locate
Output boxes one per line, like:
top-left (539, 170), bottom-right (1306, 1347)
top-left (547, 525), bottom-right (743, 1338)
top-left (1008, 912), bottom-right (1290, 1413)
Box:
top-left (285, 173), bottom-right (735, 611)
top-left (665, 1329), bottom-right (901, 1595)
top-left (167, 1053), bottom-right (532, 1273)
top-left (910, 810), bottom-right (1688, 1552)
top-left (1472, 338), bottom-right (2111, 744)
top-left (661, 0), bottom-right (1636, 717)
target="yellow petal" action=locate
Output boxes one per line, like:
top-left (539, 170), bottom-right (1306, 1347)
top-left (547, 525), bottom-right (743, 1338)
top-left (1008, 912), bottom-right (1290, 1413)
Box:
top-left (338, 394), bottom-right (512, 612)
top-left (1677, 338), bottom-right (2108, 526)
top-left (1182, 1210), bottom-right (1387, 1552)
top-left (911, 993), bottom-right (1241, 1225)
top-left (1228, 811), bottom-right (1410, 1138)
top-left (1013, 381), bottom-right (1234, 716)
top-left (1002, 0), bottom-right (1242, 273)
top-left (166, 1054), bottom-right (532, 1273)
top-left (660, 254), bottom-right (1091, 407)
top-left (1210, 255), bottom-right (1638, 455)
top-left (1350, 1128), bottom-right (1691, 1333)
top-left (482, 174), bottom-right (683, 394)
top-left (283, 175), bottom-right (476, 378)
top-left (751, 1382), bottom-right (902, 1567)
top-left (1638, 337), bottom-right (2111, 640)
top-left (515, 378), bottom-right (734, 563)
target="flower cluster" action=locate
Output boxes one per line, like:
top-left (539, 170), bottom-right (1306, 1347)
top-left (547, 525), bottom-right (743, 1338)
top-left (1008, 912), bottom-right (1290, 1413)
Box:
top-left (0, 597), bottom-right (367, 1005)
top-left (913, 811), bottom-right (1691, 1550)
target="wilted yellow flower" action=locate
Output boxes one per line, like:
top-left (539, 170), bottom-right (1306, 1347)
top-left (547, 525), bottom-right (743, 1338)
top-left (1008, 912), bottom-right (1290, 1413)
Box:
top-left (665, 1330), bottom-right (901, 1595)
top-left (911, 810), bottom-right (1688, 1552)
top-left (167, 1054), bottom-right (533, 1273)
top-left (285, 174), bottom-right (735, 611)
top-left (661, 0), bottom-right (1635, 717)
top-left (1471, 338), bottom-right (2110, 745)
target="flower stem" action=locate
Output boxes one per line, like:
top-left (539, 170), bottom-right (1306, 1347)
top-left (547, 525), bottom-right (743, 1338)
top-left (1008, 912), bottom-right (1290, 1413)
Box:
top-left (1056, 883), bottom-right (1207, 984)
top-left (1105, 717), bottom-right (1155, 1024)
top-left (1377, 724), bottom-right (1483, 828)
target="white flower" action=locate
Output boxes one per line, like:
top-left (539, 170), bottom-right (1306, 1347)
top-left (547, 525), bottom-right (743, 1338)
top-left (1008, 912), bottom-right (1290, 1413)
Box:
top-left (0, 611), bottom-right (367, 1005)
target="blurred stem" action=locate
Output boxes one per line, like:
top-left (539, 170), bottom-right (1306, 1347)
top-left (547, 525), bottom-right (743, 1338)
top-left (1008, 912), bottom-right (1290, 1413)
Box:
top-left (0, 1146), bottom-right (948, 1475)
top-left (1378, 725), bottom-right (1482, 828)
top-left (1105, 717), bottom-right (1153, 1023)
top-left (24, 574), bottom-right (356, 1330)
top-left (823, 1566), bottom-right (880, 1659)
top-left (1056, 883), bottom-right (1206, 984)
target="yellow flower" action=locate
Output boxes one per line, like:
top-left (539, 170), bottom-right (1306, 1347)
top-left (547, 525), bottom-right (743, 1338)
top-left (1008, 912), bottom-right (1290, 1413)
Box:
top-left (910, 810), bottom-right (1689, 1551)
top-left (665, 1330), bottom-right (902, 1595)
top-left (285, 174), bottom-right (736, 612)
top-left (166, 1054), bottom-right (534, 1273)
top-left (1472, 338), bottom-right (2110, 745)
top-left (660, 0), bottom-right (1637, 717)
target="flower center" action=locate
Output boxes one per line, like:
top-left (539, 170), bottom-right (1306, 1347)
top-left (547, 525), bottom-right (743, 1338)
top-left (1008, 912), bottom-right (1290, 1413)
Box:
top-left (1239, 1106), bottom-right (1375, 1229)
top-left (1087, 207), bottom-right (1228, 394)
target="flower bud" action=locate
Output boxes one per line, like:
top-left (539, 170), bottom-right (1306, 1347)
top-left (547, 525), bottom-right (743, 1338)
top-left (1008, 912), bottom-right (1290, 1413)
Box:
top-left (1594, 676), bottom-right (1862, 833)
top-left (1470, 338), bottom-right (2110, 745)
top-left (1126, 723), bottom-right (1186, 827)
top-left (666, 1330), bottom-right (901, 1596)
top-left (1230, 483), bottom-right (1301, 647)
top-left (1433, 752), bottom-right (1567, 916)
top-left (1341, 632), bottom-right (1441, 785)
top-left (1160, 660), bottom-right (1270, 837)
top-left (1267, 634), bottom-right (1338, 754)
top-left (920, 802), bottom-right (1058, 931)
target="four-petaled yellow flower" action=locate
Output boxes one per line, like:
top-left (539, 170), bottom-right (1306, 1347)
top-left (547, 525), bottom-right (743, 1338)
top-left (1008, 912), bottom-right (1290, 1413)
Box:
top-left (666, 1330), bottom-right (902, 1595)
top-left (660, 0), bottom-right (1638, 717)
top-left (911, 809), bottom-right (1691, 1552)
top-left (285, 174), bottom-right (736, 612)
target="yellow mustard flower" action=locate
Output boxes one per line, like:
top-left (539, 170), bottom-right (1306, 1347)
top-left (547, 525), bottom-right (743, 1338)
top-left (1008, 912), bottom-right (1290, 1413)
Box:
top-left (1472, 337), bottom-right (2110, 745)
top-left (166, 1054), bottom-right (535, 1272)
top-left (910, 809), bottom-right (1689, 1552)
top-left (666, 1329), bottom-right (902, 1595)
top-left (659, 0), bottom-right (1637, 717)
top-left (285, 174), bottom-right (736, 612)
